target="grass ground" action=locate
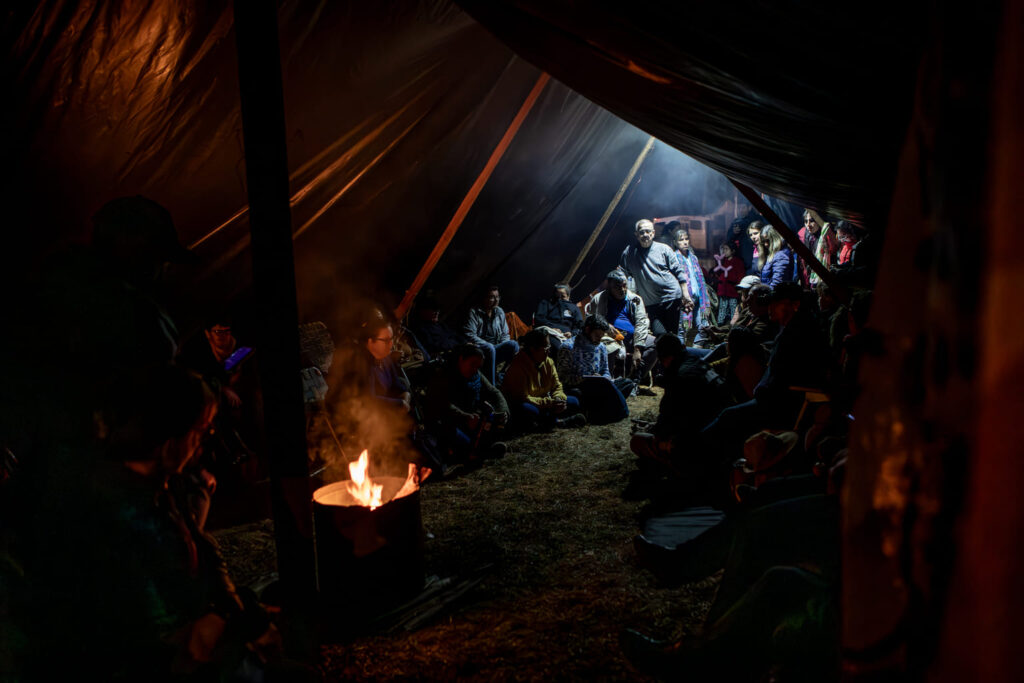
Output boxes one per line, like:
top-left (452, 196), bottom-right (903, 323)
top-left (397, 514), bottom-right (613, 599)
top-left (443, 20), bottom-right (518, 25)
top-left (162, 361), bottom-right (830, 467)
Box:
top-left (215, 388), bottom-right (719, 681)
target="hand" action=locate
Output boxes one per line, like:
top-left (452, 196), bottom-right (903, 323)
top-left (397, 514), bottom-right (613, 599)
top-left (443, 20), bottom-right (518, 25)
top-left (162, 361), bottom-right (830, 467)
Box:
top-left (400, 392), bottom-right (412, 413)
top-left (466, 413), bottom-right (481, 431)
top-left (199, 468), bottom-right (217, 494)
top-left (185, 613), bottom-right (228, 665)
top-left (631, 347), bottom-right (642, 364)
top-left (222, 387), bottom-right (242, 408)
top-left (494, 411), bottom-right (509, 426)
top-left (682, 298), bottom-right (695, 313)
top-left (552, 400), bottom-right (567, 414)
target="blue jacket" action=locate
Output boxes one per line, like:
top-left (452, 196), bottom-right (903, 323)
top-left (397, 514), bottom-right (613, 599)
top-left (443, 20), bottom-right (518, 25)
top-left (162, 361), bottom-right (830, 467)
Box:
top-left (760, 248), bottom-right (796, 288)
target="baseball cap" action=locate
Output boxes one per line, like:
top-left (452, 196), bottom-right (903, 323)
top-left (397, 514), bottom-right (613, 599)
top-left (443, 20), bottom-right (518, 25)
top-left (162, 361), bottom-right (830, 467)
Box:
top-left (736, 275), bottom-right (761, 290)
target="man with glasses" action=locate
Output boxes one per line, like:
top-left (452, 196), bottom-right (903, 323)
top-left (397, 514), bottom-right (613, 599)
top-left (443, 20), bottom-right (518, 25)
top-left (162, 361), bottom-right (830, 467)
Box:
top-left (619, 218), bottom-right (690, 339)
top-left (462, 286), bottom-right (519, 385)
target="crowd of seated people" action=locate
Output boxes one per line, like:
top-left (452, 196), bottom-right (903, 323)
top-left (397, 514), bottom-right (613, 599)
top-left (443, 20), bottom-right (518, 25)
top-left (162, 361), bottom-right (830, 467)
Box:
top-left (616, 209), bottom-right (879, 682)
top-left (2, 192), bottom-right (876, 681)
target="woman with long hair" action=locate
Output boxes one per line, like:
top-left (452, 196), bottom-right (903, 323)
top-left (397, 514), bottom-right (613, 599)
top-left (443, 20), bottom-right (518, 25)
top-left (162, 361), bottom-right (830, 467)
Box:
top-left (758, 225), bottom-right (797, 288)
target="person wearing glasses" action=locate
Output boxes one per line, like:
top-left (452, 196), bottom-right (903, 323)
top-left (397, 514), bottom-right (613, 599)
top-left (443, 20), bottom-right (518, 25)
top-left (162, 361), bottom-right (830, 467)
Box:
top-left (363, 319), bottom-right (413, 413)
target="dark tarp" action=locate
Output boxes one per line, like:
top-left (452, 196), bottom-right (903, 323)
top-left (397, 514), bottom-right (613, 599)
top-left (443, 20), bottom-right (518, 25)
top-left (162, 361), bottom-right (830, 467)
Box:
top-left (456, 0), bottom-right (926, 223)
top-left (0, 0), bottom-right (729, 329)
top-left (1, 0), bottom-right (918, 331)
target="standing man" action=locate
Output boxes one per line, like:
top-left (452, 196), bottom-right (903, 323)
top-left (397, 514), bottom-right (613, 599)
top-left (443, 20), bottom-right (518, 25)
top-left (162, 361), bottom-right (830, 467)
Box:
top-left (462, 285), bottom-right (519, 385)
top-left (619, 219), bottom-right (691, 338)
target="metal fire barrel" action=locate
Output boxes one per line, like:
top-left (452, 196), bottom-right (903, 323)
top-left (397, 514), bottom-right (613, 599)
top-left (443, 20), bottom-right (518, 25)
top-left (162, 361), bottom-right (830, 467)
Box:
top-left (312, 477), bottom-right (424, 611)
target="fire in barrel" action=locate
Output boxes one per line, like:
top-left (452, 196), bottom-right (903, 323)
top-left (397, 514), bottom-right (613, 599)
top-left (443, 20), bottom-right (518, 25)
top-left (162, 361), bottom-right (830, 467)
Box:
top-left (312, 450), bottom-right (425, 611)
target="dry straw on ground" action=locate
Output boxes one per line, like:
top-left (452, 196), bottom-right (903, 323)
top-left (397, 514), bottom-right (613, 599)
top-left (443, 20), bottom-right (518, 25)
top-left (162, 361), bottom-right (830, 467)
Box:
top-left (215, 388), bottom-right (719, 681)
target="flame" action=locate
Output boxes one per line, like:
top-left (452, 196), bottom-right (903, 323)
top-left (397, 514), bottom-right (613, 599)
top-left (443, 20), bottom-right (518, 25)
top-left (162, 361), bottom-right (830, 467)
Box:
top-left (346, 450), bottom-right (384, 510)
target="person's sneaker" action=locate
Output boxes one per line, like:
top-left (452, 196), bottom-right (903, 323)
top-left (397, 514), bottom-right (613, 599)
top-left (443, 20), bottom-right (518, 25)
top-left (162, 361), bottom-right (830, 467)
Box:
top-left (486, 442), bottom-right (509, 458)
top-left (556, 413), bottom-right (587, 429)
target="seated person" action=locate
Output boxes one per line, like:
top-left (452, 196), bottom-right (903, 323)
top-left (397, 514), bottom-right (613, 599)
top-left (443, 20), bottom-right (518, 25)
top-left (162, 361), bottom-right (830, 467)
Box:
top-left (461, 285), bottom-right (519, 385)
top-left (730, 283), bottom-right (778, 346)
top-left (585, 270), bottom-right (656, 381)
top-left (500, 329), bottom-right (585, 431)
top-left (61, 366), bottom-right (279, 681)
top-left (708, 327), bottom-right (769, 403)
top-left (424, 344), bottom-right (510, 465)
top-left (534, 283), bottom-right (584, 350)
top-left (362, 318), bottom-right (413, 414)
top-left (701, 283), bottom-right (830, 460)
top-left (630, 334), bottom-right (729, 478)
top-left (408, 295), bottom-right (459, 361)
top-left (557, 314), bottom-right (632, 424)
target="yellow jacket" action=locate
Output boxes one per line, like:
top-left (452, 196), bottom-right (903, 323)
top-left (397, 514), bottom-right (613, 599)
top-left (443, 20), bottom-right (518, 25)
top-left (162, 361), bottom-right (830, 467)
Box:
top-left (500, 352), bottom-right (566, 408)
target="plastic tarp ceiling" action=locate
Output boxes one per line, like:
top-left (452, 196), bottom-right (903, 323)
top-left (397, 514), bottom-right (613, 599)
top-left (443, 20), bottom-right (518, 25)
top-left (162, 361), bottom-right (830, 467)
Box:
top-left (2, 0), bottom-right (924, 326)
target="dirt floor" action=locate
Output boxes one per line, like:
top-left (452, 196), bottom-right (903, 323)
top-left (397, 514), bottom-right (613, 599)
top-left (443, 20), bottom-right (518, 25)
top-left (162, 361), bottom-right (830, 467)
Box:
top-left (214, 388), bottom-right (720, 681)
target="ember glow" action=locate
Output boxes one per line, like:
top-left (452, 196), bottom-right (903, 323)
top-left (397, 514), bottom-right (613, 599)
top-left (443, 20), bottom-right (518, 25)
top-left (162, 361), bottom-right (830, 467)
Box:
top-left (347, 450), bottom-right (384, 510)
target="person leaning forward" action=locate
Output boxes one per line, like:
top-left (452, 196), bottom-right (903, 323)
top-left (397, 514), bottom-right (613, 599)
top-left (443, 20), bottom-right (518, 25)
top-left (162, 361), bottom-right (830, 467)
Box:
top-left (586, 270), bottom-right (656, 381)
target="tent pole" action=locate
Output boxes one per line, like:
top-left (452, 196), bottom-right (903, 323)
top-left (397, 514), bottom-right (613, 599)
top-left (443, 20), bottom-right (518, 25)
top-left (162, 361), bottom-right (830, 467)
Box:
top-left (729, 180), bottom-right (848, 300)
top-left (562, 135), bottom-right (656, 284)
top-left (233, 0), bottom-right (314, 600)
top-left (394, 71), bottom-right (551, 320)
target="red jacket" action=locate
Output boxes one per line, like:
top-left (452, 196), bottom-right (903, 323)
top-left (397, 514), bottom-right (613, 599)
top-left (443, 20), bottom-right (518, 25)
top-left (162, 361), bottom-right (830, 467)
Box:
top-left (714, 255), bottom-right (745, 298)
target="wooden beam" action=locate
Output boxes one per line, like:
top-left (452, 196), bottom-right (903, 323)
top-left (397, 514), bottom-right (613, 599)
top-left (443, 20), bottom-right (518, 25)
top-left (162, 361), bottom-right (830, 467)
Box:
top-left (729, 180), bottom-right (848, 301)
top-left (562, 135), bottom-right (656, 284)
top-left (394, 72), bottom-right (551, 320)
top-left (233, 0), bottom-right (314, 600)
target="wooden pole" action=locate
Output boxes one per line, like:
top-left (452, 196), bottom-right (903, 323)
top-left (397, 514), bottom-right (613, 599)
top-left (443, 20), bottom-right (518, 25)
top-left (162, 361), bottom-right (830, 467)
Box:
top-left (233, 0), bottom-right (314, 599)
top-left (394, 72), bottom-right (551, 320)
top-left (562, 135), bottom-right (656, 284)
top-left (729, 179), bottom-right (848, 300)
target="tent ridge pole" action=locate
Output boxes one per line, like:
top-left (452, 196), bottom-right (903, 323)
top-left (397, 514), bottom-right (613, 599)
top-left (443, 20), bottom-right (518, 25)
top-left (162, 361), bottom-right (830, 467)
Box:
top-left (394, 71), bottom-right (551, 320)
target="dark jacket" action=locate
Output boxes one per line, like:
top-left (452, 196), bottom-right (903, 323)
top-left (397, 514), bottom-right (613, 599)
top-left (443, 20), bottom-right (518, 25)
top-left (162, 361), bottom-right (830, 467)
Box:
top-left (754, 310), bottom-right (830, 414)
top-left (534, 298), bottom-right (583, 335)
top-left (409, 319), bottom-right (459, 360)
top-left (654, 356), bottom-right (729, 442)
top-left (424, 361), bottom-right (508, 427)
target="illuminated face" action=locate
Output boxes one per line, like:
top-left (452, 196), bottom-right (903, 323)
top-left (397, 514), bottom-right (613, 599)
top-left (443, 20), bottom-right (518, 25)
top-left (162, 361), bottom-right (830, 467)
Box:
top-left (483, 290), bottom-right (500, 311)
top-left (720, 243), bottom-right (734, 258)
top-left (748, 227), bottom-right (761, 247)
top-left (607, 278), bottom-right (628, 301)
top-left (803, 214), bottom-right (820, 235)
top-left (205, 325), bottom-right (235, 356)
top-left (675, 231), bottom-right (691, 251)
top-left (635, 225), bottom-right (655, 248)
top-left (365, 324), bottom-right (395, 360)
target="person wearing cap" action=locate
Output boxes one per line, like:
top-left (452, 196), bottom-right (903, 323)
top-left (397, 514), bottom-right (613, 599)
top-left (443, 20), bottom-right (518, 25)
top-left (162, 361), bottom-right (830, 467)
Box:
top-left (619, 218), bottom-right (691, 338)
top-left (585, 269), bottom-right (656, 381)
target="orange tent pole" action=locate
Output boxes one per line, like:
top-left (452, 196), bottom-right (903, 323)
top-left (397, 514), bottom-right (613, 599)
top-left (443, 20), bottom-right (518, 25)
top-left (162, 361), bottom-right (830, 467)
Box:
top-left (394, 71), bottom-right (551, 320)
